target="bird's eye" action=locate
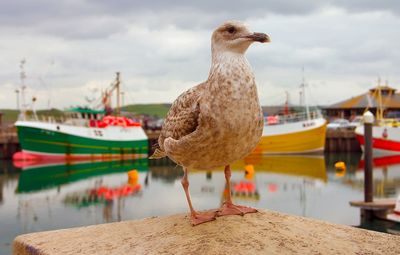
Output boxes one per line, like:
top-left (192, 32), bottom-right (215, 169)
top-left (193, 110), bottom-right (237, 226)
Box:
top-left (227, 26), bottom-right (236, 34)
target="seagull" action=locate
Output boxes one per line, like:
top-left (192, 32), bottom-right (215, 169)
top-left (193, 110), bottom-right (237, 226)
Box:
top-left (150, 20), bottom-right (270, 225)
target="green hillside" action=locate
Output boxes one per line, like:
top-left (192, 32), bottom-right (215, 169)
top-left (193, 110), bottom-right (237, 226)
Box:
top-left (0, 109), bottom-right (19, 123)
top-left (1, 104), bottom-right (171, 123)
top-left (37, 109), bottom-right (64, 118)
top-left (0, 108), bottom-right (63, 123)
top-left (121, 104), bottom-right (171, 118)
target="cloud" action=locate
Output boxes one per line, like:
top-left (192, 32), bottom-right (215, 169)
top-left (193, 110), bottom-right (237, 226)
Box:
top-left (334, 0), bottom-right (400, 16)
top-left (0, 1), bottom-right (399, 109)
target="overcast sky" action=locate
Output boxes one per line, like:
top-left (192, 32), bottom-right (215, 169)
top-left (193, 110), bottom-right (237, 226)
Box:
top-left (0, 0), bottom-right (399, 110)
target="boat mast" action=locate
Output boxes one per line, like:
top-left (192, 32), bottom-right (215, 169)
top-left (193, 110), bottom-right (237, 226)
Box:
top-left (15, 89), bottom-right (20, 112)
top-left (284, 91), bottom-right (289, 115)
top-left (377, 77), bottom-right (383, 122)
top-left (19, 59), bottom-right (27, 120)
top-left (300, 68), bottom-right (311, 120)
top-left (121, 91), bottom-right (125, 109)
top-left (116, 72), bottom-right (120, 116)
top-left (100, 72), bottom-right (121, 116)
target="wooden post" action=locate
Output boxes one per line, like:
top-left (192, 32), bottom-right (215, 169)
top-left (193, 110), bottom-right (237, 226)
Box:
top-left (363, 111), bottom-right (374, 203)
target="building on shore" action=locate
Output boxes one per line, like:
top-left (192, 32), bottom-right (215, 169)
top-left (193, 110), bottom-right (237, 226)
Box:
top-left (323, 84), bottom-right (400, 121)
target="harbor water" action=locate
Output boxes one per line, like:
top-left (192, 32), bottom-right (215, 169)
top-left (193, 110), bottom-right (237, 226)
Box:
top-left (1, 153), bottom-right (400, 254)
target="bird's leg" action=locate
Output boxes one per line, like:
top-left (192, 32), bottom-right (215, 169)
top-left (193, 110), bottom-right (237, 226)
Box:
top-left (181, 167), bottom-right (216, 225)
top-left (217, 165), bottom-right (258, 217)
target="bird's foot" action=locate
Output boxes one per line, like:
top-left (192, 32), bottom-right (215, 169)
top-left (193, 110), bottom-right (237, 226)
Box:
top-left (190, 211), bottom-right (217, 226)
top-left (216, 202), bottom-right (258, 217)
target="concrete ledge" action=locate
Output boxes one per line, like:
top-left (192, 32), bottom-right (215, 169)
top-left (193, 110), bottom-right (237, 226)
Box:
top-left (13, 210), bottom-right (400, 255)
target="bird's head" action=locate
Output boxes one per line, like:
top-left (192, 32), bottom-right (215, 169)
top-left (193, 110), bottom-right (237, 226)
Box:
top-left (211, 21), bottom-right (270, 55)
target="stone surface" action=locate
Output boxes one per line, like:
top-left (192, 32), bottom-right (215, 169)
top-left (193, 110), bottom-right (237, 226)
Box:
top-left (13, 210), bottom-right (400, 255)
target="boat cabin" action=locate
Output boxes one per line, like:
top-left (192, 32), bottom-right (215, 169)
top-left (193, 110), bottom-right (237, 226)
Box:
top-left (64, 107), bottom-right (106, 126)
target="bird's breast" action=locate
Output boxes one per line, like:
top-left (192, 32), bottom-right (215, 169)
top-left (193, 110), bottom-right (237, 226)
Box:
top-left (171, 55), bottom-right (264, 169)
top-left (202, 75), bottom-right (263, 142)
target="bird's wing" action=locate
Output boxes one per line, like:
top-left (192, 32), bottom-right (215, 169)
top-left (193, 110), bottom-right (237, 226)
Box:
top-left (150, 83), bottom-right (204, 158)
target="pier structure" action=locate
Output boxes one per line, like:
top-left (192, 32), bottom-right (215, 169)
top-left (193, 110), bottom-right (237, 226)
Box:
top-left (325, 128), bottom-right (361, 152)
top-left (0, 126), bottom-right (19, 159)
top-left (349, 111), bottom-right (396, 220)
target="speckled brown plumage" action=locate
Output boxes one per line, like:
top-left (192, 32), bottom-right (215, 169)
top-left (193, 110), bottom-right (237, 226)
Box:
top-left (150, 21), bottom-right (267, 170)
top-left (159, 84), bottom-right (203, 146)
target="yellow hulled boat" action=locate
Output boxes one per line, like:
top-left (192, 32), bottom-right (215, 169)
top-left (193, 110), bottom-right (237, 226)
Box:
top-left (257, 111), bottom-right (327, 154)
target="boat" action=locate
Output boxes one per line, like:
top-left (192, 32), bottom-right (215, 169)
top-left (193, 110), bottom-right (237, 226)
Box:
top-left (386, 195), bottom-right (400, 223)
top-left (355, 125), bottom-right (400, 155)
top-left (355, 123), bottom-right (400, 155)
top-left (258, 111), bottom-right (327, 154)
top-left (13, 69), bottom-right (148, 160)
top-left (257, 81), bottom-right (327, 154)
top-left (355, 82), bottom-right (400, 155)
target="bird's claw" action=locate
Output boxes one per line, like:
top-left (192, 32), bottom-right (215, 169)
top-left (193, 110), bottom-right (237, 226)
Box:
top-left (216, 202), bottom-right (257, 217)
top-left (190, 211), bottom-right (217, 226)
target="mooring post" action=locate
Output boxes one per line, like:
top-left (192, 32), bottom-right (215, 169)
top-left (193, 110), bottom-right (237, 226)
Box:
top-left (363, 111), bottom-right (374, 203)
top-left (349, 112), bottom-right (394, 220)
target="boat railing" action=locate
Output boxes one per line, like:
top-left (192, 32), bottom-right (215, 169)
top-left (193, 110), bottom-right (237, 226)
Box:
top-left (265, 110), bottom-right (323, 126)
top-left (376, 118), bottom-right (400, 128)
top-left (20, 115), bottom-right (66, 124)
top-left (19, 114), bottom-right (140, 128)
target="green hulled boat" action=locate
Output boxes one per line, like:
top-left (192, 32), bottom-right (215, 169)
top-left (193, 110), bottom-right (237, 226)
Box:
top-left (14, 73), bottom-right (148, 160)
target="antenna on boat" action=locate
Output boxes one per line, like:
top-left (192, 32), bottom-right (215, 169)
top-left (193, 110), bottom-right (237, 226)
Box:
top-left (15, 89), bottom-right (20, 111)
top-left (116, 72), bottom-right (121, 116)
top-left (376, 77), bottom-right (384, 122)
top-left (284, 91), bottom-right (290, 115)
top-left (121, 91), bottom-right (125, 109)
top-left (300, 67), bottom-right (311, 121)
top-left (32, 96), bottom-right (38, 120)
top-left (19, 59), bottom-right (27, 120)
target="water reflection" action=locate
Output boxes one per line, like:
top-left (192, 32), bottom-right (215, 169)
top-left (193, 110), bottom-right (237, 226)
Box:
top-left (16, 159), bottom-right (148, 193)
top-left (233, 154), bottom-right (327, 181)
top-left (358, 155), bottom-right (400, 197)
top-left (231, 155), bottom-right (327, 218)
top-left (326, 154), bottom-right (400, 198)
top-left (2, 153), bottom-right (400, 253)
top-left (63, 169), bottom-right (143, 222)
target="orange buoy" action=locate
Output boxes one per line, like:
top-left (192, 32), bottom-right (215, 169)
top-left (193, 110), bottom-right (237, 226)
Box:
top-left (334, 161), bottom-right (346, 177)
top-left (245, 164), bottom-right (255, 180)
top-left (128, 170), bottom-right (139, 185)
top-left (334, 161), bottom-right (346, 171)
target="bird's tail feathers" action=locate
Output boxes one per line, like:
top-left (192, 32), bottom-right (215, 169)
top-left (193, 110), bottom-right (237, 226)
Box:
top-left (149, 148), bottom-right (167, 159)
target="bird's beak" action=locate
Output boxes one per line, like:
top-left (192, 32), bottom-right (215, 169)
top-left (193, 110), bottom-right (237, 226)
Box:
top-left (243, 33), bottom-right (270, 43)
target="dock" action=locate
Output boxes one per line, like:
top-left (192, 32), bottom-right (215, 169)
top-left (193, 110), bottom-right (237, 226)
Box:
top-left (350, 199), bottom-right (396, 220)
top-left (325, 128), bottom-right (361, 152)
top-left (0, 127), bottom-right (19, 159)
top-left (13, 209), bottom-right (400, 255)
